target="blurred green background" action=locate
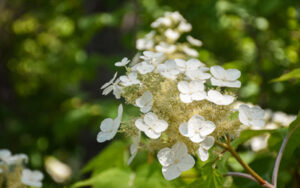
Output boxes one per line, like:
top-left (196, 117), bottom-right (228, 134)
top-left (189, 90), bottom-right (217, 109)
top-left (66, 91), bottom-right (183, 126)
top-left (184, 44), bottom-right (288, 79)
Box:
top-left (0, 0), bottom-right (299, 187)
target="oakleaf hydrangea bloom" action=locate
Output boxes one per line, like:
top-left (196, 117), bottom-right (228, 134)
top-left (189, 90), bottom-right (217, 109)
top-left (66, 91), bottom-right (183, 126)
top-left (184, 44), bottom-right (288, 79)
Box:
top-left (239, 104), bottom-right (265, 127)
top-left (21, 169), bottom-right (44, 187)
top-left (179, 115), bottom-right (215, 143)
top-left (206, 90), bottom-right (235, 105)
top-left (177, 81), bottom-right (206, 103)
top-left (210, 65), bottom-right (241, 88)
top-left (197, 136), bottom-right (215, 161)
top-left (115, 57), bottom-right (130, 67)
top-left (97, 11), bottom-right (267, 181)
top-left (135, 112), bottom-right (168, 139)
top-left (135, 91), bottom-right (153, 113)
top-left (157, 142), bottom-right (195, 180)
top-left (97, 104), bottom-right (123, 143)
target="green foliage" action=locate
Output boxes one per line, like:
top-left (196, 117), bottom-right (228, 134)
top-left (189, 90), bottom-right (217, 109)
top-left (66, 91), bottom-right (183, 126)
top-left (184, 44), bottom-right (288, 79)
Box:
top-left (272, 69), bottom-right (300, 82)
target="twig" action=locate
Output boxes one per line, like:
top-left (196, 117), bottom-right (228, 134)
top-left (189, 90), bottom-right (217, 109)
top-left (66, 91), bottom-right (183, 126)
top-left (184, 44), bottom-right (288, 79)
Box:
top-left (225, 172), bottom-right (258, 183)
top-left (272, 125), bottom-right (299, 187)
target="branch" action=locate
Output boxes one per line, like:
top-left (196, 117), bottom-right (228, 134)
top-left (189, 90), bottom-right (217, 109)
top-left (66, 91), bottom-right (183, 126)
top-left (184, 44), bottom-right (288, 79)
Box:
top-left (225, 172), bottom-right (258, 183)
top-left (272, 125), bottom-right (299, 187)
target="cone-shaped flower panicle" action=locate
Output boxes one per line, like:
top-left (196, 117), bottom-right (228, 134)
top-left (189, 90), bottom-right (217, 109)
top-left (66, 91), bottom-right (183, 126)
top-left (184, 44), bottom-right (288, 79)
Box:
top-left (157, 142), bottom-right (195, 180)
top-left (135, 112), bottom-right (168, 139)
top-left (97, 104), bottom-right (123, 143)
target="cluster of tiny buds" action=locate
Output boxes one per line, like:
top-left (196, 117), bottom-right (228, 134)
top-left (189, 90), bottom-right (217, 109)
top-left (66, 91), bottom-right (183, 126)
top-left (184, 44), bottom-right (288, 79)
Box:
top-left (136, 11), bottom-right (202, 58)
top-left (98, 49), bottom-right (267, 180)
top-left (0, 149), bottom-right (44, 187)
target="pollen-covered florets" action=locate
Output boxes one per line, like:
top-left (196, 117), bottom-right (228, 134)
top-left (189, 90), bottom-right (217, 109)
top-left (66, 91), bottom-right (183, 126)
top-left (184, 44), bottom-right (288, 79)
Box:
top-left (98, 11), bottom-right (267, 181)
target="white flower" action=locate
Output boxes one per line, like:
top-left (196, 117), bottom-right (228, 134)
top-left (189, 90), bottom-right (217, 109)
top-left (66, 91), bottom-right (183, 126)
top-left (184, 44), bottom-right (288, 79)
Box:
top-left (135, 112), bottom-right (168, 139)
top-left (177, 81), bottom-right (206, 103)
top-left (101, 72), bottom-right (123, 99)
top-left (186, 35), bottom-right (202, 47)
top-left (155, 42), bottom-right (176, 54)
top-left (151, 17), bottom-right (172, 28)
top-left (21, 169), bottom-right (44, 188)
top-left (210, 65), bottom-right (241, 88)
top-left (140, 51), bottom-right (165, 66)
top-left (167, 11), bottom-right (183, 22)
top-left (115, 57), bottom-right (130, 67)
top-left (135, 61), bottom-right (155, 75)
top-left (178, 21), bottom-right (192, 32)
top-left (97, 104), bottom-right (123, 143)
top-left (197, 136), bottom-right (215, 161)
top-left (179, 115), bottom-right (215, 143)
top-left (272, 111), bottom-right (296, 127)
top-left (0, 149), bottom-right (11, 160)
top-left (175, 58), bottom-right (206, 73)
top-left (182, 45), bottom-right (198, 57)
top-left (250, 135), bottom-right (269, 152)
top-left (136, 31), bottom-right (155, 50)
top-left (156, 60), bottom-right (181, 80)
top-left (120, 72), bottom-right (141, 86)
top-left (0, 150), bottom-right (28, 165)
top-left (128, 132), bottom-right (141, 165)
top-left (239, 104), bottom-right (265, 127)
top-left (135, 91), bottom-right (153, 113)
top-left (206, 90), bottom-right (234, 105)
top-left (185, 68), bottom-right (211, 81)
top-left (165, 29), bottom-right (180, 41)
top-left (157, 142), bottom-right (195, 180)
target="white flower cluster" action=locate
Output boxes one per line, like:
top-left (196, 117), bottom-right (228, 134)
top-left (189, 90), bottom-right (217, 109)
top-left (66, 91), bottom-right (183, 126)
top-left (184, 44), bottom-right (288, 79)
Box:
top-left (136, 11), bottom-right (202, 58)
top-left (97, 12), bottom-right (267, 181)
top-left (0, 149), bottom-right (43, 187)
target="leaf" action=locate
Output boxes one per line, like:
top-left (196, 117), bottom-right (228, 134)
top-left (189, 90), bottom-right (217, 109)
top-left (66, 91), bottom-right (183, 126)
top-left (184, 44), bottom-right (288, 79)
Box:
top-left (271, 68), bottom-right (300, 82)
top-left (82, 141), bottom-right (127, 174)
top-left (282, 111), bottom-right (300, 160)
top-left (72, 168), bottom-right (132, 188)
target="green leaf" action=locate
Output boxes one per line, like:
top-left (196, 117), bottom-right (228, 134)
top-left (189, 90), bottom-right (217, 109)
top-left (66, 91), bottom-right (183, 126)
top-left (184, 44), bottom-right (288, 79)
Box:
top-left (82, 141), bottom-right (127, 174)
top-left (188, 165), bottom-right (223, 188)
top-left (271, 68), bottom-right (300, 82)
top-left (72, 168), bottom-right (132, 188)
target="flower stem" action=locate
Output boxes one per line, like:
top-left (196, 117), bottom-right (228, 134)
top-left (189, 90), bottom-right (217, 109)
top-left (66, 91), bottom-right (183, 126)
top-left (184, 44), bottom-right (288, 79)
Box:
top-left (215, 141), bottom-right (274, 188)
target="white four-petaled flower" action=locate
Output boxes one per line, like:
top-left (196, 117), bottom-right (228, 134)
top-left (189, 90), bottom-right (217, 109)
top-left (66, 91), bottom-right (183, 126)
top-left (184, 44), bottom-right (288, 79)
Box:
top-left (140, 51), bottom-right (165, 66)
top-left (101, 72), bottom-right (123, 99)
top-left (239, 104), bottom-right (265, 127)
top-left (135, 112), bottom-right (168, 139)
top-left (135, 61), bottom-right (155, 75)
top-left (210, 66), bottom-right (241, 88)
top-left (175, 58), bottom-right (206, 73)
top-left (135, 91), bottom-right (153, 113)
top-left (206, 90), bottom-right (234, 105)
top-left (179, 115), bottom-right (215, 143)
top-left (97, 104), bottom-right (123, 143)
top-left (177, 81), bottom-right (206, 103)
top-left (156, 60), bottom-right (181, 80)
top-left (120, 72), bottom-right (141, 86)
top-left (157, 142), bottom-right (195, 180)
top-left (21, 169), bottom-right (44, 188)
top-left (197, 136), bottom-right (215, 161)
top-left (115, 57), bottom-right (130, 67)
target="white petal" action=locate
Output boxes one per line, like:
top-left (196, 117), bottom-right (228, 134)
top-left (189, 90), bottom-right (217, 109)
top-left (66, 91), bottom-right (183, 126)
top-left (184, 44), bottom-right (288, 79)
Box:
top-left (207, 90), bottom-right (234, 105)
top-left (177, 81), bottom-right (190, 94)
top-left (141, 105), bottom-right (152, 113)
top-left (115, 57), bottom-right (130, 67)
top-left (179, 122), bottom-right (189, 137)
top-left (210, 66), bottom-right (226, 80)
top-left (189, 80), bottom-right (204, 92)
top-left (190, 134), bottom-right (205, 143)
top-left (144, 129), bottom-right (161, 139)
top-left (251, 119), bottom-right (265, 127)
top-left (177, 154), bottom-right (195, 171)
top-left (225, 69), bottom-right (241, 81)
top-left (162, 165), bottom-right (181, 180)
top-left (172, 142), bottom-right (188, 158)
top-left (97, 131), bottom-right (114, 143)
top-left (186, 35), bottom-right (202, 46)
top-left (0, 149), bottom-right (11, 159)
top-left (239, 104), bottom-right (250, 125)
top-left (201, 136), bottom-right (215, 150)
top-left (224, 80), bottom-right (241, 88)
top-left (191, 92), bottom-right (206, 101)
top-left (157, 148), bottom-right (175, 167)
top-left (101, 72), bottom-right (117, 89)
top-left (153, 120), bottom-right (168, 133)
top-left (135, 119), bottom-right (148, 132)
top-left (144, 112), bottom-right (158, 126)
top-left (180, 94), bottom-right (193, 103)
top-left (136, 91), bottom-right (153, 108)
top-left (199, 121), bottom-right (216, 137)
top-left (197, 147), bottom-right (209, 161)
top-left (136, 61), bottom-right (155, 74)
top-left (102, 85), bottom-right (113, 95)
top-left (100, 118), bottom-right (114, 132)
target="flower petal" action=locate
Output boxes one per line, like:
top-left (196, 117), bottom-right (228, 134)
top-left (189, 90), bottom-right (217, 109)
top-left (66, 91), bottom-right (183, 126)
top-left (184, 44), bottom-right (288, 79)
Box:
top-left (210, 66), bottom-right (226, 80)
top-left (199, 121), bottom-right (216, 137)
top-left (179, 122), bottom-right (189, 137)
top-left (201, 136), bottom-right (215, 150)
top-left (162, 165), bottom-right (181, 181)
top-left (153, 120), bottom-right (168, 133)
top-left (135, 118), bottom-right (148, 131)
top-left (100, 118), bottom-right (114, 132)
top-left (157, 148), bottom-right (175, 167)
top-left (197, 147), bottom-right (209, 161)
top-left (177, 154), bottom-right (195, 171)
top-left (179, 94), bottom-right (192, 103)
